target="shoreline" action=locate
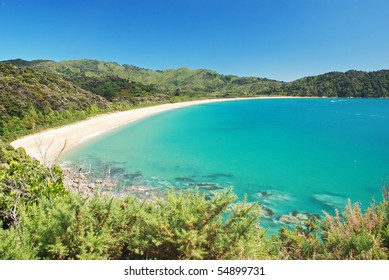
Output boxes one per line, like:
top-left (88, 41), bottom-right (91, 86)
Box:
top-left (10, 96), bottom-right (294, 165)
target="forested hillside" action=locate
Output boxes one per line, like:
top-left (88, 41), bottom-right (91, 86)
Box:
top-left (272, 70), bottom-right (389, 97)
top-left (0, 63), bottom-right (111, 140)
top-left (4, 59), bottom-right (283, 98)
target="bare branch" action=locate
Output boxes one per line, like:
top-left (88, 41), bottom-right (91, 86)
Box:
top-left (52, 139), bottom-right (67, 166)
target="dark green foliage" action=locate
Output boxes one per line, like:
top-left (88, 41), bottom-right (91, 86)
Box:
top-left (69, 74), bottom-right (168, 103)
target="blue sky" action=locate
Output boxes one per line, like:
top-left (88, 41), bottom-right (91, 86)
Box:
top-left (0, 0), bottom-right (388, 81)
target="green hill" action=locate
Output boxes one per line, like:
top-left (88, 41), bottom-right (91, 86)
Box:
top-left (5, 59), bottom-right (388, 99)
top-left (273, 70), bottom-right (389, 97)
top-left (4, 59), bottom-right (282, 98)
top-left (0, 62), bottom-right (110, 140)
top-left (3, 59), bottom-right (171, 102)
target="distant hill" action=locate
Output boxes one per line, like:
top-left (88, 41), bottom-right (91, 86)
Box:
top-left (3, 59), bottom-right (283, 98)
top-left (4, 59), bottom-right (388, 99)
top-left (272, 70), bottom-right (389, 98)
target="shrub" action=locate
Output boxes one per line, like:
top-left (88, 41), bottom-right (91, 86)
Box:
top-left (0, 223), bottom-right (36, 260)
top-left (114, 189), bottom-right (269, 260)
top-left (321, 194), bottom-right (389, 259)
top-left (19, 194), bottom-right (116, 260)
top-left (273, 186), bottom-right (389, 260)
top-left (7, 189), bottom-right (269, 260)
top-left (0, 141), bottom-right (65, 228)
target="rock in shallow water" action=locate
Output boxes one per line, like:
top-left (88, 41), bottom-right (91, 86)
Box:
top-left (254, 189), bottom-right (292, 202)
top-left (259, 205), bottom-right (275, 217)
top-left (279, 214), bottom-right (302, 225)
top-left (311, 193), bottom-right (347, 210)
top-left (279, 211), bottom-right (321, 225)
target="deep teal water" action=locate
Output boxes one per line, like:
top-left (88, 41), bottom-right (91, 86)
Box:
top-left (62, 98), bottom-right (389, 231)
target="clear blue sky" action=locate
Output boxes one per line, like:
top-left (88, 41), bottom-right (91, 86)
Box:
top-left (1, 0), bottom-right (388, 81)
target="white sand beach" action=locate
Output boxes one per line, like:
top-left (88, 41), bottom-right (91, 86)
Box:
top-left (10, 97), bottom-right (289, 165)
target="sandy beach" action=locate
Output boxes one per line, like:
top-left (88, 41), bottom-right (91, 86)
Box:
top-left (10, 97), bottom-right (288, 165)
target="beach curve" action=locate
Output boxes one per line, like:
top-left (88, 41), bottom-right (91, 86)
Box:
top-left (10, 97), bottom-right (289, 165)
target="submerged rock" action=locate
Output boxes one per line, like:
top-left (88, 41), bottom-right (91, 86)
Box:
top-left (123, 171), bottom-right (143, 180)
top-left (121, 185), bottom-right (165, 201)
top-left (260, 205), bottom-right (275, 217)
top-left (254, 189), bottom-right (292, 202)
top-left (279, 215), bottom-right (302, 225)
top-left (311, 193), bottom-right (347, 210)
top-left (175, 177), bottom-right (195, 182)
top-left (259, 191), bottom-right (270, 197)
top-left (197, 182), bottom-right (223, 191)
top-left (279, 211), bottom-right (321, 225)
top-left (296, 213), bottom-right (309, 222)
top-left (204, 173), bottom-right (234, 179)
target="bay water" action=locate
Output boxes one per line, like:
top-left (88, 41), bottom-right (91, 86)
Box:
top-left (62, 98), bottom-right (389, 232)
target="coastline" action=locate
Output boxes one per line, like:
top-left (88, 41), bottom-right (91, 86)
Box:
top-left (10, 96), bottom-right (292, 165)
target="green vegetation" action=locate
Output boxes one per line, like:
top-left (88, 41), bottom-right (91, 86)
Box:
top-left (0, 141), bottom-right (389, 260)
top-left (3, 59), bottom-right (282, 99)
top-left (4, 59), bottom-right (389, 100)
top-left (1, 58), bottom-right (389, 259)
top-left (0, 61), bottom-right (176, 141)
top-left (0, 62), bottom-right (112, 140)
top-left (271, 70), bottom-right (389, 97)
top-left (0, 141), bottom-right (65, 229)
top-left (7, 190), bottom-right (267, 260)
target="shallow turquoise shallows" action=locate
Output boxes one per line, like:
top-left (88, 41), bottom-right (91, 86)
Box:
top-left (62, 98), bottom-right (389, 231)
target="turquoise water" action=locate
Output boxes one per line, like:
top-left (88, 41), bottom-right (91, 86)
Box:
top-left (62, 98), bottom-right (389, 231)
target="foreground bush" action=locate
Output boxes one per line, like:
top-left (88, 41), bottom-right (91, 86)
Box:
top-left (273, 187), bottom-right (389, 260)
top-left (1, 190), bottom-right (269, 260)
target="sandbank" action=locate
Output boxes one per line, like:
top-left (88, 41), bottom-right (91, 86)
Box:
top-left (10, 97), bottom-right (292, 165)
